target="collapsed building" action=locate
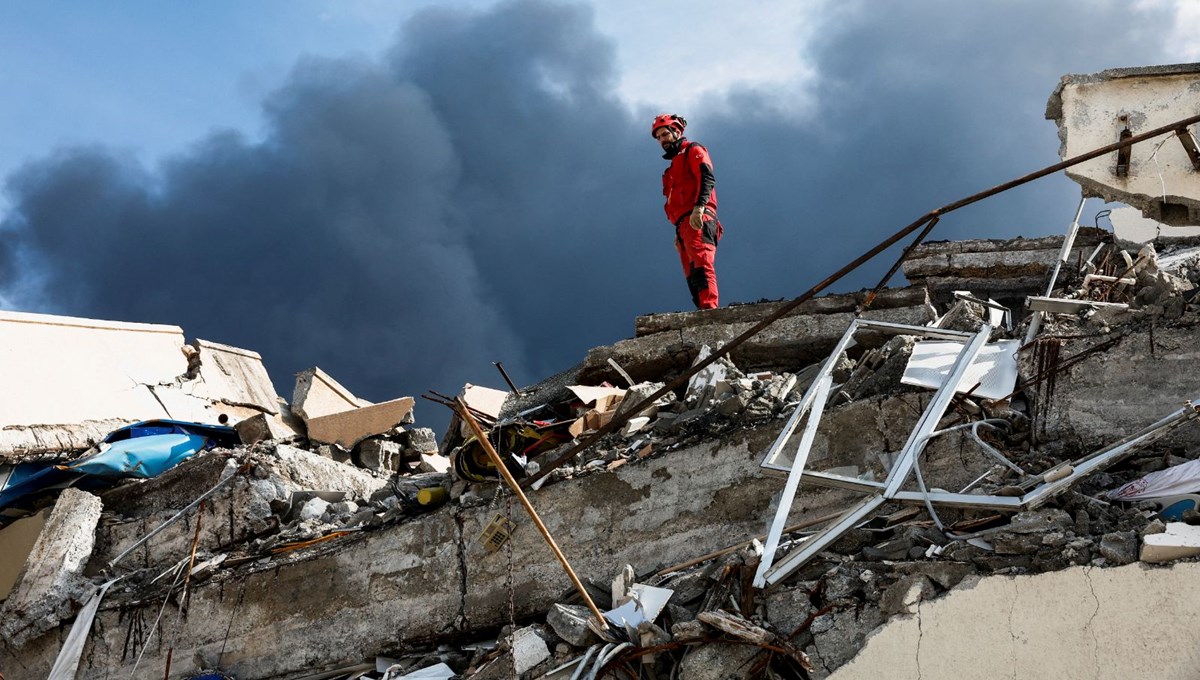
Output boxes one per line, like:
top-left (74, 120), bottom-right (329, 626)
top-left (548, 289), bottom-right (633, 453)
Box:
top-left (3, 64), bottom-right (1200, 680)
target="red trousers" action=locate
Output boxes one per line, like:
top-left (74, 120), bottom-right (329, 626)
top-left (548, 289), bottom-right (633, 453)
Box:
top-left (675, 214), bottom-right (722, 309)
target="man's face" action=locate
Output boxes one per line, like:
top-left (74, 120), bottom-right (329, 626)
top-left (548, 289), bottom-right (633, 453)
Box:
top-left (654, 126), bottom-right (680, 151)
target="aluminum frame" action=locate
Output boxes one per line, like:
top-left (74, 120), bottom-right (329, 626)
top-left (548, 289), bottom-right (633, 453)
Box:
top-left (754, 311), bottom-right (1200, 587)
top-left (754, 320), bottom-right (991, 587)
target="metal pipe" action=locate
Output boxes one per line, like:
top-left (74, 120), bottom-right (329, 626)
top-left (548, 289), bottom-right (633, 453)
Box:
top-left (862, 216), bottom-right (940, 310)
top-left (494, 361), bottom-right (522, 396)
top-left (455, 398), bottom-right (609, 629)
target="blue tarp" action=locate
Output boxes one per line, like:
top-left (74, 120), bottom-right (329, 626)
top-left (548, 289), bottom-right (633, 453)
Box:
top-left (0, 419), bottom-right (238, 514)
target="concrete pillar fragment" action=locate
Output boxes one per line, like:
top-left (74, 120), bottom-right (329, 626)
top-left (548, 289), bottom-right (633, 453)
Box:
top-left (0, 488), bottom-right (102, 646)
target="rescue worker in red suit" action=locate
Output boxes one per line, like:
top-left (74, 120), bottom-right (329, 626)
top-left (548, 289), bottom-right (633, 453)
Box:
top-left (652, 114), bottom-right (723, 309)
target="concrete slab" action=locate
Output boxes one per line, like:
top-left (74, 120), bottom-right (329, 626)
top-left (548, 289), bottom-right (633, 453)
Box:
top-left (1141, 522), bottom-right (1200, 563)
top-left (829, 563), bottom-right (1200, 680)
top-left (234, 412), bottom-right (300, 445)
top-left (307, 397), bottom-right (416, 449)
top-left (0, 310), bottom-right (183, 454)
top-left (634, 286), bottom-right (930, 337)
top-left (0, 488), bottom-right (102, 647)
top-left (580, 304), bottom-right (936, 386)
top-left (1028, 317), bottom-right (1200, 451)
top-left (292, 367), bottom-right (372, 422)
top-left (902, 231), bottom-right (1107, 306)
top-left (1047, 63), bottom-right (1200, 226)
top-left (188, 339), bottom-right (281, 414)
top-left (0, 311), bottom-right (286, 458)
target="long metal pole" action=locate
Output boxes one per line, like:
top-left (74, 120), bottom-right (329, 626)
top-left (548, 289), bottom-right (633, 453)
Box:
top-left (522, 112), bottom-right (1200, 489)
top-left (455, 398), bottom-right (609, 630)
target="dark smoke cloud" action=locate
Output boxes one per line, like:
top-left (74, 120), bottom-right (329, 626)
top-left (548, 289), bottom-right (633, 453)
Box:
top-left (0, 0), bottom-right (1180, 428)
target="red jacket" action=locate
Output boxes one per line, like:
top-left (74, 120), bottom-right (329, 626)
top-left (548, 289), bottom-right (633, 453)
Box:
top-left (662, 139), bottom-right (717, 225)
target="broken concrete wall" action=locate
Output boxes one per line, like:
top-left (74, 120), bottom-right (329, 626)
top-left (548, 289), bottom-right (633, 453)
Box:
top-left (1110, 205), bottom-right (1200, 244)
top-left (901, 230), bottom-right (1108, 308)
top-left (0, 488), bottom-right (102, 647)
top-left (581, 287), bottom-right (937, 385)
top-left (0, 311), bottom-right (189, 456)
top-left (1047, 63), bottom-right (1200, 226)
top-left (0, 310), bottom-right (281, 459)
top-left (186, 339), bottom-right (281, 413)
top-left (1028, 317), bottom-right (1200, 452)
top-left (829, 562), bottom-right (1200, 680)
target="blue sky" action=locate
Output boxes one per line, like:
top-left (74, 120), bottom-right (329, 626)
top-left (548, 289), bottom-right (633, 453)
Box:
top-left (1, 0), bottom-right (1197, 422)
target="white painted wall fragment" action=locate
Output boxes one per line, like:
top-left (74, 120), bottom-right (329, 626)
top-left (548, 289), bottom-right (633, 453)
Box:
top-left (1048, 63), bottom-right (1200, 225)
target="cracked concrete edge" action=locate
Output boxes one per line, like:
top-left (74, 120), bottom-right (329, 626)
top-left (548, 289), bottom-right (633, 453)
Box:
top-left (1048, 63), bottom-right (1200, 120)
top-left (828, 562), bottom-right (1200, 680)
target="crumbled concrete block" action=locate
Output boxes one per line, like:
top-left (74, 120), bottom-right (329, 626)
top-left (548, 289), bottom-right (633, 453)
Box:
top-left (807, 607), bottom-right (885, 674)
top-left (236, 412), bottom-right (300, 445)
top-left (300, 497), bottom-right (331, 522)
top-left (272, 444), bottom-right (389, 499)
top-left (511, 626), bottom-right (550, 676)
top-left (0, 488), bottom-right (102, 646)
top-left (1048, 64), bottom-right (1200, 225)
top-left (417, 453), bottom-right (451, 474)
top-left (862, 537), bottom-right (914, 561)
top-left (546, 604), bottom-right (600, 647)
top-left (292, 366), bottom-right (371, 422)
top-left (1099, 531), bottom-right (1139, 565)
top-left (1004, 509), bottom-right (1074, 534)
top-left (190, 338), bottom-right (281, 414)
top-left (678, 638), bottom-right (761, 680)
top-left (614, 382), bottom-right (668, 420)
top-left (315, 443), bottom-right (353, 464)
top-left (306, 397), bottom-right (416, 449)
top-left (620, 417), bottom-right (651, 437)
top-left (404, 427), bottom-right (439, 456)
top-left (357, 438), bottom-right (403, 474)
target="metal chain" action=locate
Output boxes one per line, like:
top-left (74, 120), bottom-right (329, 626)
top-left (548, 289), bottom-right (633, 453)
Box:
top-left (505, 490), bottom-right (516, 629)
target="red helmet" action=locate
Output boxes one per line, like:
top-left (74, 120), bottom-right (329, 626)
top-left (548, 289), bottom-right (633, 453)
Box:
top-left (651, 113), bottom-right (687, 137)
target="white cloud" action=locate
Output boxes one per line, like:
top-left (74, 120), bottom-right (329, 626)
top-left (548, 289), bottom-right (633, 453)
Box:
top-left (591, 0), bottom-right (831, 113)
top-left (1135, 0), bottom-right (1200, 60)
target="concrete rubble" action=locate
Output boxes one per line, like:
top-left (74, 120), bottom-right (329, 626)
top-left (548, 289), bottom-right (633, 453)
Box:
top-left (4, 63), bottom-right (1200, 680)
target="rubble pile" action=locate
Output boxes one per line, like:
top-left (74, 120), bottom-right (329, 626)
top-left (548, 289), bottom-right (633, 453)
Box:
top-left (2, 219), bottom-right (1199, 679)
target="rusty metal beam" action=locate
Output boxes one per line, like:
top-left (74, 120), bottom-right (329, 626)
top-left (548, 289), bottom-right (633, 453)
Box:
top-left (861, 216), bottom-right (940, 311)
top-left (1116, 125), bottom-right (1133, 177)
top-left (1176, 127), bottom-right (1200, 171)
top-left (519, 110), bottom-right (1200, 490)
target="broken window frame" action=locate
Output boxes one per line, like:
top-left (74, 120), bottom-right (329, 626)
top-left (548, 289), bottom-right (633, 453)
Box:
top-left (754, 319), bottom-right (994, 587)
top-left (754, 318), bottom-right (1200, 587)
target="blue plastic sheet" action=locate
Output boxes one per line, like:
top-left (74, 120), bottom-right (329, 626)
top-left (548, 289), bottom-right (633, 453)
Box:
top-left (0, 419), bottom-right (238, 513)
top-left (69, 433), bottom-right (209, 478)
